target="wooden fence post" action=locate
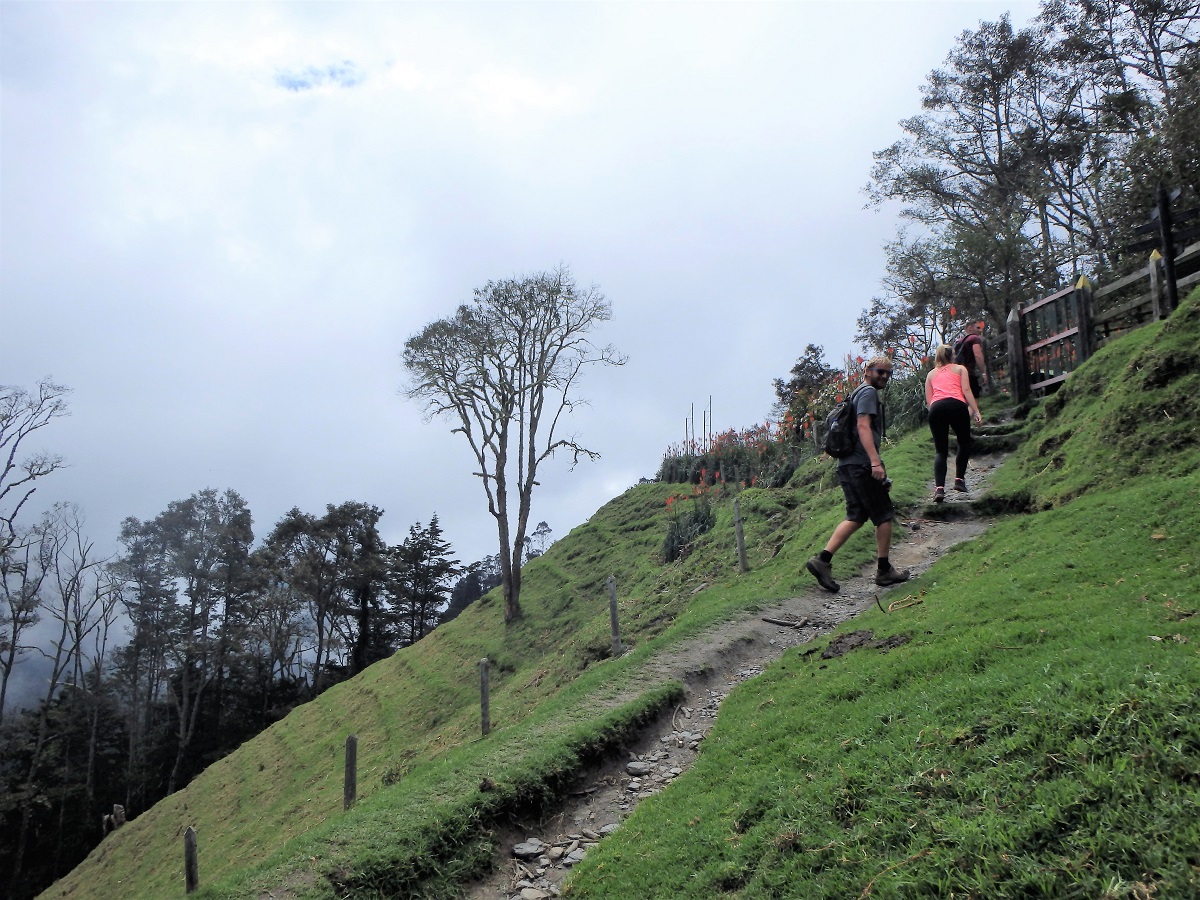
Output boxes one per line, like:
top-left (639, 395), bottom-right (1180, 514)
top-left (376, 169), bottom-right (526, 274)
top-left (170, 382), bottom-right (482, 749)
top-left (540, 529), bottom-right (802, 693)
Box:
top-left (607, 575), bottom-right (623, 657)
top-left (1149, 249), bottom-right (1165, 321)
top-left (1156, 181), bottom-right (1180, 315)
top-left (184, 826), bottom-right (199, 894)
top-left (1006, 306), bottom-right (1027, 402)
top-left (1075, 276), bottom-right (1095, 361)
top-left (733, 499), bottom-right (748, 573)
top-left (344, 735), bottom-right (357, 811)
top-left (479, 658), bottom-right (490, 737)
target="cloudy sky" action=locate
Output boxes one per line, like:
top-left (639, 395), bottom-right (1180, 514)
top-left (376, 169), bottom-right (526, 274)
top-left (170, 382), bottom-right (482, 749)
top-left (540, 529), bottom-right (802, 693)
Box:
top-left (2, 1), bottom-right (1041, 575)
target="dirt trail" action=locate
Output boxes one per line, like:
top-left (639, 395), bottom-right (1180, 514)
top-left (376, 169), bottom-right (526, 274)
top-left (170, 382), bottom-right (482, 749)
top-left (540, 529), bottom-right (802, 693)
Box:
top-left (467, 452), bottom-right (1006, 900)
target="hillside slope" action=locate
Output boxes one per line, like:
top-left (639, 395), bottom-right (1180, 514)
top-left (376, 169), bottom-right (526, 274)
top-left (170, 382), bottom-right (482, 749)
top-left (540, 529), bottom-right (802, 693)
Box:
top-left (42, 291), bottom-right (1200, 900)
top-left (561, 293), bottom-right (1200, 899)
top-left (43, 397), bottom-right (923, 899)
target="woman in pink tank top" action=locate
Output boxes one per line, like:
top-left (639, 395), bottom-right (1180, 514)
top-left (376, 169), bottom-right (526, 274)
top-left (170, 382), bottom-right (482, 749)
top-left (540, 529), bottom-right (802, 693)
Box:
top-left (923, 344), bottom-right (982, 502)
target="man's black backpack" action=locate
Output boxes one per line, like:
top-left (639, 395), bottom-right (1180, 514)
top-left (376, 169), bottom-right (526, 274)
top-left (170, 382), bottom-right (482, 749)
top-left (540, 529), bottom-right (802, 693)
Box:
top-left (821, 385), bottom-right (868, 459)
top-left (953, 335), bottom-right (973, 368)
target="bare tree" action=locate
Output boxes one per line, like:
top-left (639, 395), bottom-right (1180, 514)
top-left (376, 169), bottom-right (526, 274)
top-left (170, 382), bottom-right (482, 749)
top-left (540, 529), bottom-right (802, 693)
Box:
top-left (0, 526), bottom-right (50, 725)
top-left (1, 381), bottom-right (70, 723)
top-left (1, 380), bottom-right (70, 556)
top-left (6, 504), bottom-right (113, 894)
top-left (403, 266), bottom-right (625, 623)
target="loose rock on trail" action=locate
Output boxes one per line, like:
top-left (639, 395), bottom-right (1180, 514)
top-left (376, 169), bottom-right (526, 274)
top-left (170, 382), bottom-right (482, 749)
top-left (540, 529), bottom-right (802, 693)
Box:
top-left (467, 452), bottom-right (1007, 900)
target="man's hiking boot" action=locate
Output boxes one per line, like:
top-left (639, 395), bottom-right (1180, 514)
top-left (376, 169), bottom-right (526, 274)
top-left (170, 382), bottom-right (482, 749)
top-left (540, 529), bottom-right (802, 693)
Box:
top-left (953, 477), bottom-right (968, 492)
top-left (806, 556), bottom-right (840, 593)
top-left (875, 565), bottom-right (911, 587)
top-left (934, 486), bottom-right (945, 503)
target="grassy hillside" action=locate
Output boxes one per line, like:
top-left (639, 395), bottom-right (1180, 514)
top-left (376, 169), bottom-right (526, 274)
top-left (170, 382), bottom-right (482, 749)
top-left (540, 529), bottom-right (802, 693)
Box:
top-left (42, 290), bottom-right (1200, 899)
top-left (563, 294), bottom-right (1200, 899)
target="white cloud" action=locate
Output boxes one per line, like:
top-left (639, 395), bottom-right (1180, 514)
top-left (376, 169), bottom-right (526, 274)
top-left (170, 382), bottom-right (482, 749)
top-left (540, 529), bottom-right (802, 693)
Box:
top-left (275, 60), bottom-right (365, 92)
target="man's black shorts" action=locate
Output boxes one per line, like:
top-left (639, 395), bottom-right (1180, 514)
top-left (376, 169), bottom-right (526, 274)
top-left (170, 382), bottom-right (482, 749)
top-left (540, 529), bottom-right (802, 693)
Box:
top-left (837, 464), bottom-right (895, 526)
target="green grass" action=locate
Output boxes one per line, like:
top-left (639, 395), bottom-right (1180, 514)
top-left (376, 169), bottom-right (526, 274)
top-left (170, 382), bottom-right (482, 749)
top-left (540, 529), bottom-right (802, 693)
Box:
top-left (563, 478), bottom-right (1200, 898)
top-left (42, 289), bottom-right (1200, 899)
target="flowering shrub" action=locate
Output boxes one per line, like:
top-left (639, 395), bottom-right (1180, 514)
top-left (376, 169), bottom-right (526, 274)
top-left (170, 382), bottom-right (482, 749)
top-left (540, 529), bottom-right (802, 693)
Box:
top-left (662, 485), bottom-right (716, 563)
top-left (657, 423), bottom-right (804, 489)
top-left (658, 360), bottom-right (872, 489)
top-left (657, 353), bottom-right (933, 492)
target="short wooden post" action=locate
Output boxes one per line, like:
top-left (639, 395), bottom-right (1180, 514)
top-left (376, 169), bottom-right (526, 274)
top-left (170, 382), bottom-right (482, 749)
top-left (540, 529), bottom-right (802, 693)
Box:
top-left (184, 826), bottom-right (199, 894)
top-left (1149, 249), bottom-right (1164, 321)
top-left (479, 658), bottom-right (490, 736)
top-left (1075, 276), bottom-right (1095, 363)
top-left (1006, 305), bottom-right (1027, 402)
top-left (607, 575), bottom-right (623, 657)
top-left (344, 735), bottom-right (357, 810)
top-left (733, 499), bottom-right (748, 573)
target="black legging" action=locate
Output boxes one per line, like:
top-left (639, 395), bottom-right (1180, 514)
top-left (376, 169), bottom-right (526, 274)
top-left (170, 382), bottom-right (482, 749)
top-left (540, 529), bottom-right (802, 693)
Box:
top-left (928, 398), bottom-right (972, 487)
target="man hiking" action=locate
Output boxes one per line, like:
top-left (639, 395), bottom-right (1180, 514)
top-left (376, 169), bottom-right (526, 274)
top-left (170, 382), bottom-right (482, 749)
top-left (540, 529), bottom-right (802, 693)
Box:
top-left (955, 320), bottom-right (988, 398)
top-left (806, 356), bottom-right (910, 593)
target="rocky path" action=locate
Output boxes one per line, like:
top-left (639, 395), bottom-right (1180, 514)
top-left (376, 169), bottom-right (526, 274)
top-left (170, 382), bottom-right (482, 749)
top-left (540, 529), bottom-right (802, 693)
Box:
top-left (466, 452), bottom-right (1007, 900)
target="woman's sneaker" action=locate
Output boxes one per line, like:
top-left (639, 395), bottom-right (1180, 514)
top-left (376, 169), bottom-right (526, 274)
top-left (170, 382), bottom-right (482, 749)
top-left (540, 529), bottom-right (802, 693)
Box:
top-left (875, 565), bottom-right (910, 587)
top-left (953, 478), bottom-right (968, 492)
top-left (806, 556), bottom-right (840, 593)
top-left (934, 486), bottom-right (945, 503)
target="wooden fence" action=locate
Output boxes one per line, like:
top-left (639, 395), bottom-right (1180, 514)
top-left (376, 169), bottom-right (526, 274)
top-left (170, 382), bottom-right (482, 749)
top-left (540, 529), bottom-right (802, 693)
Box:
top-left (1007, 240), bottom-right (1200, 401)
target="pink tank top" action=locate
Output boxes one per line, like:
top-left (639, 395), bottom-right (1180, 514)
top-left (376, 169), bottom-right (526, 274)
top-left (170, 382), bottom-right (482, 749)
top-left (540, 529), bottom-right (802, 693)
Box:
top-left (929, 365), bottom-right (967, 404)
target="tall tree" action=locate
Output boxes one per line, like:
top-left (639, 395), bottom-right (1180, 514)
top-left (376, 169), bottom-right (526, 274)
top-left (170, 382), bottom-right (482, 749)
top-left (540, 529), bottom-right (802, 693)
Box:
top-left (325, 502), bottom-right (389, 676)
top-left (403, 266), bottom-right (625, 623)
top-left (111, 517), bottom-right (175, 810)
top-left (262, 508), bottom-right (340, 692)
top-left (1042, 0), bottom-right (1200, 113)
top-left (863, 1), bottom-right (1199, 356)
top-left (1161, 46), bottom-right (1200, 200)
top-left (868, 14), bottom-right (1058, 307)
top-left (1040, 0), bottom-right (1200, 269)
top-left (389, 516), bottom-right (461, 647)
top-left (263, 502), bottom-right (390, 688)
top-left (114, 489), bottom-right (254, 794)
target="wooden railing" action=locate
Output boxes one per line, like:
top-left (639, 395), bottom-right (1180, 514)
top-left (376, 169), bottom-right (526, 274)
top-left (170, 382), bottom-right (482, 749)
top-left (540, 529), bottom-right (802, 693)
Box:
top-left (1007, 240), bottom-right (1200, 401)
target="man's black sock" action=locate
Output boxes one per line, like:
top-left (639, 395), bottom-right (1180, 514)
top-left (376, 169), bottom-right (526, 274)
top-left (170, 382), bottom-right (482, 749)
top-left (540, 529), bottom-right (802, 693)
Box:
top-left (819, 550), bottom-right (833, 564)
top-left (877, 557), bottom-right (890, 572)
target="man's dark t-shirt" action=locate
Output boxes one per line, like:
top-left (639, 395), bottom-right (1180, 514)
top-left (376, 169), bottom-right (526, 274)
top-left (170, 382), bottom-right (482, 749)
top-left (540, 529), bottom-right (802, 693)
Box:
top-left (958, 334), bottom-right (984, 395)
